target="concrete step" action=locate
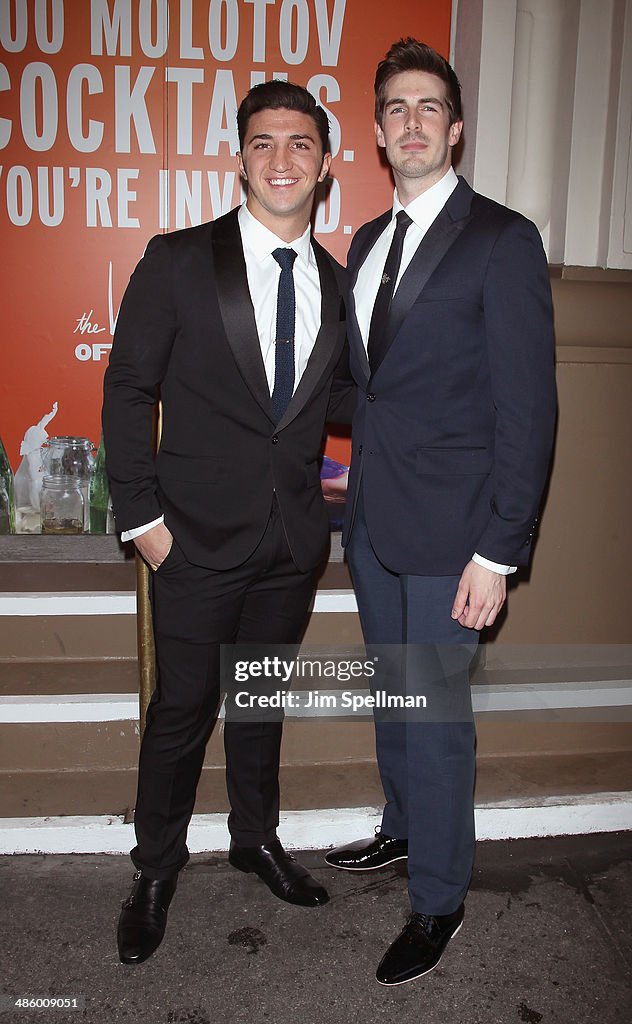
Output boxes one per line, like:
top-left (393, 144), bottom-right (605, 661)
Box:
top-left (0, 658), bottom-right (138, 696)
top-left (0, 613), bottom-right (138, 660)
top-left (1, 710), bottom-right (631, 816)
top-left (1, 714), bottom-right (631, 771)
top-left (2, 751), bottom-right (632, 819)
top-left (2, 648), bottom-right (631, 693)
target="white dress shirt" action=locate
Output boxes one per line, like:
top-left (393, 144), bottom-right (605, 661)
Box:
top-left (122, 203), bottom-right (322, 542)
top-left (353, 167), bottom-right (515, 576)
top-left (238, 202), bottom-right (322, 394)
top-left (354, 167), bottom-right (460, 345)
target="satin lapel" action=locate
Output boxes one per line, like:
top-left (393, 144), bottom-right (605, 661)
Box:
top-left (347, 212), bottom-right (391, 385)
top-left (371, 179), bottom-right (473, 376)
top-left (211, 208), bottom-right (274, 422)
top-left (349, 212), bottom-right (392, 287)
top-left (347, 288), bottom-right (369, 385)
top-left (275, 239), bottom-right (342, 431)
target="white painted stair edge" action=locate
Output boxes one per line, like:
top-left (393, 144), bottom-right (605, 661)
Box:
top-left (1, 793), bottom-right (630, 855)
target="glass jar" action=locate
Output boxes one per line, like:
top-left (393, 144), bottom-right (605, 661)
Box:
top-left (42, 436), bottom-right (94, 530)
top-left (41, 436), bottom-right (94, 477)
top-left (40, 475), bottom-right (85, 535)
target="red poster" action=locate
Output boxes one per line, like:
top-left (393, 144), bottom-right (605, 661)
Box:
top-left (0, 0), bottom-right (451, 480)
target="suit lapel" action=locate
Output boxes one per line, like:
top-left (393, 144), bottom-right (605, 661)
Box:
top-left (370, 178), bottom-right (474, 377)
top-left (349, 213), bottom-right (392, 288)
top-left (211, 208), bottom-right (275, 422)
top-left (212, 210), bottom-right (343, 430)
top-left (347, 288), bottom-right (369, 384)
top-left (348, 212), bottom-right (391, 384)
top-left (276, 238), bottom-right (342, 431)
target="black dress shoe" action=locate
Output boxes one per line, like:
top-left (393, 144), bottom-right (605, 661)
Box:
top-left (376, 904), bottom-right (464, 986)
top-left (229, 838), bottom-right (329, 907)
top-left (117, 870), bottom-right (177, 965)
top-left (325, 828), bottom-right (408, 871)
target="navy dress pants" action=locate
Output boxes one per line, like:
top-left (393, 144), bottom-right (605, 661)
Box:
top-left (347, 492), bottom-right (477, 916)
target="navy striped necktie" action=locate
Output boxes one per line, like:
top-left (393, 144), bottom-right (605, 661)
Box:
top-left (271, 247), bottom-right (298, 422)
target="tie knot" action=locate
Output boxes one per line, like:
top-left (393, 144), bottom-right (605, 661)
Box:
top-left (394, 210), bottom-right (412, 235)
top-left (272, 247), bottom-right (298, 271)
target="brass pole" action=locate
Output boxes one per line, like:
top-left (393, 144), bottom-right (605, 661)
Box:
top-left (135, 402), bottom-right (162, 737)
top-left (136, 554), bottom-right (155, 736)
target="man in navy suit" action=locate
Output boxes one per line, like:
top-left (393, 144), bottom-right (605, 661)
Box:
top-left (325, 39), bottom-right (556, 985)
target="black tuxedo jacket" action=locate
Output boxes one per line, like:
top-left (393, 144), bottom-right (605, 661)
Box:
top-left (103, 207), bottom-right (353, 572)
top-left (342, 177), bottom-right (557, 575)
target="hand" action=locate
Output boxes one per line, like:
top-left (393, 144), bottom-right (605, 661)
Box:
top-left (451, 560), bottom-right (506, 630)
top-left (134, 522), bottom-right (173, 572)
top-left (321, 471), bottom-right (349, 503)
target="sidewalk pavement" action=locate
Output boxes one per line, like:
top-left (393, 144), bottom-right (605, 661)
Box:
top-left (1, 832), bottom-right (631, 1024)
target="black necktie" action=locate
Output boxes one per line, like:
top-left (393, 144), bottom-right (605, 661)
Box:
top-left (367, 210), bottom-right (413, 370)
top-left (271, 247), bottom-right (297, 423)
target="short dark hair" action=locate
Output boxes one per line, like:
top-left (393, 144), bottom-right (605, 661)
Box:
top-left (237, 80), bottom-right (330, 156)
top-left (374, 38), bottom-right (462, 126)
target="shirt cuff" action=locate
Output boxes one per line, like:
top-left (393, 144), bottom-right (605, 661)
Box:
top-left (472, 552), bottom-right (517, 576)
top-left (121, 516), bottom-right (164, 543)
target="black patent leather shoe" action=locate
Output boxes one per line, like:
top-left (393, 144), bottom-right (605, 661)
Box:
top-left (325, 828), bottom-right (408, 871)
top-left (376, 904), bottom-right (464, 986)
top-left (117, 870), bottom-right (177, 965)
top-left (229, 838), bottom-right (329, 907)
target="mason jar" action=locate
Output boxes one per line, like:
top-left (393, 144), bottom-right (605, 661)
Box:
top-left (40, 475), bottom-right (85, 535)
top-left (41, 436), bottom-right (94, 530)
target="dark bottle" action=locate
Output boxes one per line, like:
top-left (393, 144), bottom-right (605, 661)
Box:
top-left (0, 434), bottom-right (15, 534)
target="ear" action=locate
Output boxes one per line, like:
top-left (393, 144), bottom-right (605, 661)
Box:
top-left (374, 120), bottom-right (386, 149)
top-left (237, 152), bottom-right (247, 180)
top-left (448, 120), bottom-right (463, 148)
top-left (318, 152), bottom-right (332, 182)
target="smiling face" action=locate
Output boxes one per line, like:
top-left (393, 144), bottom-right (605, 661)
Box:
top-left (237, 108), bottom-right (332, 241)
top-left (375, 70), bottom-right (463, 202)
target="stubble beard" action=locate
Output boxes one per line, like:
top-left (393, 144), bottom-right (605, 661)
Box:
top-left (391, 138), bottom-right (449, 184)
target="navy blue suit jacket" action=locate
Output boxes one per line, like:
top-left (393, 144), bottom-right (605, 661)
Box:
top-left (342, 177), bottom-right (557, 575)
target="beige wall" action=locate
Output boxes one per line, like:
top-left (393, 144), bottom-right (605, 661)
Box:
top-left (487, 273), bottom-right (632, 645)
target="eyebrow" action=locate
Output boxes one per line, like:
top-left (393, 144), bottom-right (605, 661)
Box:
top-left (385, 96), bottom-right (446, 109)
top-left (248, 132), bottom-right (316, 143)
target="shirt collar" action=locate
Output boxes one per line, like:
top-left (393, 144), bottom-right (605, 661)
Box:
top-left (392, 166), bottom-right (458, 228)
top-left (238, 202), bottom-right (314, 267)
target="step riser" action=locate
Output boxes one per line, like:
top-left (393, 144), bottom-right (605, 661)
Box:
top-left (2, 719), bottom-right (632, 775)
top-left (2, 753), bottom-right (632, 819)
top-left (0, 609), bottom-right (363, 660)
top-left (0, 762), bottom-right (384, 817)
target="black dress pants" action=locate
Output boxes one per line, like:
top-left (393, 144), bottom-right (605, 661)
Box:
top-left (131, 501), bottom-right (315, 879)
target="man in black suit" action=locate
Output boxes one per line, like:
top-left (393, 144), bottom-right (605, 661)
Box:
top-left (103, 80), bottom-right (353, 965)
top-left (325, 40), bottom-right (557, 985)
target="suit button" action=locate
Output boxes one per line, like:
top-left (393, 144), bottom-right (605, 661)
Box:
top-left (367, 393), bottom-right (376, 402)
top-left (271, 434), bottom-right (279, 444)
top-left (358, 445), bottom-right (363, 455)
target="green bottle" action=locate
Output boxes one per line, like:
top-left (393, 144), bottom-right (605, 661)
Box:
top-left (0, 434), bottom-right (15, 534)
top-left (89, 433), bottom-right (110, 533)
